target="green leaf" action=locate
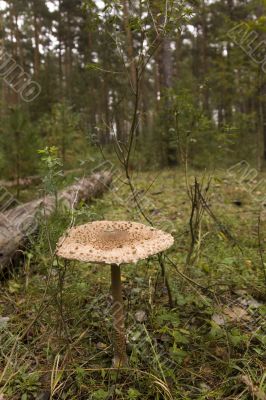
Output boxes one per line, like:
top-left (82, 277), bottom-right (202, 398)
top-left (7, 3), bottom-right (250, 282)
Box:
top-left (8, 280), bottom-right (21, 294)
top-left (229, 328), bottom-right (246, 346)
top-left (172, 330), bottom-right (189, 344)
top-left (156, 311), bottom-right (179, 326)
top-left (222, 257), bottom-right (236, 266)
top-left (258, 305), bottom-right (266, 316)
top-left (91, 389), bottom-right (109, 400)
top-left (171, 344), bottom-right (188, 363)
top-left (209, 321), bottom-right (223, 338)
top-left (128, 387), bottom-right (141, 399)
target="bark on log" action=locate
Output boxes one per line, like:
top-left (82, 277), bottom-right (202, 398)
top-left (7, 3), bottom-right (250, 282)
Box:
top-left (0, 171), bottom-right (112, 271)
top-left (0, 176), bottom-right (41, 188)
top-left (0, 169), bottom-right (84, 188)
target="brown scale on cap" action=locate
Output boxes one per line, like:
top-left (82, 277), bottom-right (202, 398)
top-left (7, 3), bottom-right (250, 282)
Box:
top-left (56, 220), bottom-right (174, 265)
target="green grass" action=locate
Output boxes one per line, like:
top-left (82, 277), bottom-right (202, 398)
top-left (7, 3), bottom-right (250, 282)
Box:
top-left (0, 168), bottom-right (265, 399)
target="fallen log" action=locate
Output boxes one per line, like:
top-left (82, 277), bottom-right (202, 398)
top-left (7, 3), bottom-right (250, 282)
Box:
top-left (0, 169), bottom-right (84, 189)
top-left (0, 171), bottom-right (112, 271)
top-left (0, 175), bottom-right (41, 189)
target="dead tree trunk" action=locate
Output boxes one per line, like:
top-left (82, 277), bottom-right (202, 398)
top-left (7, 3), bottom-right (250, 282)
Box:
top-left (0, 171), bottom-right (112, 271)
top-left (0, 168), bottom-right (83, 188)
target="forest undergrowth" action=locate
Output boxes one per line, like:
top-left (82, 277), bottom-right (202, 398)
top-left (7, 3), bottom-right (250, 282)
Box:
top-left (0, 168), bottom-right (266, 400)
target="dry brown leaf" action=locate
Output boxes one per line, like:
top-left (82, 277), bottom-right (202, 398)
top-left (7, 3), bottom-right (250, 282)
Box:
top-left (223, 305), bottom-right (251, 322)
top-left (212, 304), bottom-right (251, 326)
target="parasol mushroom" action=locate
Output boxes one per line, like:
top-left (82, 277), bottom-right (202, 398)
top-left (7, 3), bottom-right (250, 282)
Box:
top-left (56, 220), bottom-right (174, 367)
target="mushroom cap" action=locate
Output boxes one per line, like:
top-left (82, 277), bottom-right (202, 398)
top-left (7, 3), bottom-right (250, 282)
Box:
top-left (56, 220), bottom-right (174, 265)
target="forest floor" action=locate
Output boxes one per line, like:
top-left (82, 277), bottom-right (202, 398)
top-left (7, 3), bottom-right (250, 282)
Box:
top-left (0, 167), bottom-right (266, 400)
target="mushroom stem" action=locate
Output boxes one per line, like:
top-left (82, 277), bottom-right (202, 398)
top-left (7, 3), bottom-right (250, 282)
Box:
top-left (111, 263), bottom-right (128, 367)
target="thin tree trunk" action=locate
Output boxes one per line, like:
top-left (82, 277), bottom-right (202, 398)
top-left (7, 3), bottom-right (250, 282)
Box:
top-left (14, 130), bottom-right (21, 199)
top-left (122, 0), bottom-right (136, 91)
top-left (58, 0), bottom-right (63, 96)
top-left (158, 37), bottom-right (177, 165)
top-left (33, 11), bottom-right (40, 77)
top-left (201, 0), bottom-right (210, 116)
top-left (258, 69), bottom-right (266, 170)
